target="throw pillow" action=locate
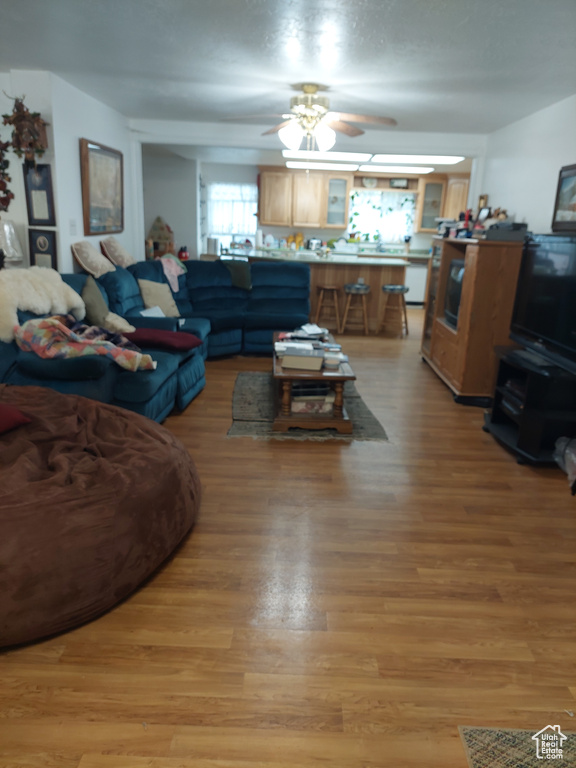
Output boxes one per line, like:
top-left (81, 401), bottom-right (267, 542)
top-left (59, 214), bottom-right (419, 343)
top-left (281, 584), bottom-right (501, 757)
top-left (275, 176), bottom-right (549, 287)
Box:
top-left (0, 403), bottom-right (31, 434)
top-left (124, 328), bottom-right (202, 351)
top-left (100, 237), bottom-right (137, 268)
top-left (81, 275), bottom-right (108, 327)
top-left (102, 312), bottom-right (136, 334)
top-left (138, 279), bottom-right (180, 318)
top-left (71, 241), bottom-right (116, 278)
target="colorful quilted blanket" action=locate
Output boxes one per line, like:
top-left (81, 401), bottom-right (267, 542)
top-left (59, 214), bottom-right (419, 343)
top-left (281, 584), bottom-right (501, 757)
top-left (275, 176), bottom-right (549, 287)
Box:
top-left (15, 314), bottom-right (157, 372)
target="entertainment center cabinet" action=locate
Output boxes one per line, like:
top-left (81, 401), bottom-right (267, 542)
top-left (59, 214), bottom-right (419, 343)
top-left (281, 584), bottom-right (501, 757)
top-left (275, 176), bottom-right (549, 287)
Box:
top-left (483, 349), bottom-right (576, 464)
top-left (421, 237), bottom-right (523, 403)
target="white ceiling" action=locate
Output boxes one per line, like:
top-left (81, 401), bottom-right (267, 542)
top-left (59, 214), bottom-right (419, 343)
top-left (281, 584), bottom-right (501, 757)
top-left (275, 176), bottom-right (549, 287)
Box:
top-left (1, 0), bottom-right (575, 163)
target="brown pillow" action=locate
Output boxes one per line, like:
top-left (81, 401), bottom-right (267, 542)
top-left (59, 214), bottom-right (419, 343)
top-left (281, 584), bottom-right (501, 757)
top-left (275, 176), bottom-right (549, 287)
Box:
top-left (71, 241), bottom-right (116, 278)
top-left (137, 279), bottom-right (180, 318)
top-left (100, 237), bottom-right (137, 267)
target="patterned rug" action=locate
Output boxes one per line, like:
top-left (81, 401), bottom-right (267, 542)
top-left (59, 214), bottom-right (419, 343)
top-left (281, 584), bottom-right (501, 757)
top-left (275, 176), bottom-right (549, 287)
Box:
top-left (227, 371), bottom-right (388, 441)
top-left (459, 726), bottom-right (576, 767)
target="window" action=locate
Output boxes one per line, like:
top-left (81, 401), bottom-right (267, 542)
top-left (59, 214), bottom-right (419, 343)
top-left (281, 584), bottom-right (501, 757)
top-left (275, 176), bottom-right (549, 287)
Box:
top-left (207, 183), bottom-right (258, 248)
top-left (349, 189), bottom-right (416, 243)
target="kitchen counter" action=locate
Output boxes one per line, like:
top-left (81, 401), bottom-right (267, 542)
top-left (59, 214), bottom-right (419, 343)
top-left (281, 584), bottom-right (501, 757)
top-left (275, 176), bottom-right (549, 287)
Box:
top-left (210, 248), bottom-right (408, 335)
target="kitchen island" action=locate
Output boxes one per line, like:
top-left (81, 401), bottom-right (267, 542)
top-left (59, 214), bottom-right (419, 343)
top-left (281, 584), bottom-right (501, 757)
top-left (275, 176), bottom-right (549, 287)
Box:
top-left (211, 248), bottom-right (408, 334)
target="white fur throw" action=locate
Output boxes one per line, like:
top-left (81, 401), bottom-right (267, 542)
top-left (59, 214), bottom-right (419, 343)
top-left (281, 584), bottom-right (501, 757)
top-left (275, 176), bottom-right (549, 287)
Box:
top-left (0, 267), bottom-right (85, 343)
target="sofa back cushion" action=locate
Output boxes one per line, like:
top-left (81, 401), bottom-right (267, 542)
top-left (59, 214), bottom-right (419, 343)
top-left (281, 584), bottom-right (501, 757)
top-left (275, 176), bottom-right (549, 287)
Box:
top-left (248, 262), bottom-right (310, 315)
top-left (97, 266), bottom-right (145, 316)
top-left (185, 261), bottom-right (249, 313)
top-left (128, 261), bottom-right (194, 316)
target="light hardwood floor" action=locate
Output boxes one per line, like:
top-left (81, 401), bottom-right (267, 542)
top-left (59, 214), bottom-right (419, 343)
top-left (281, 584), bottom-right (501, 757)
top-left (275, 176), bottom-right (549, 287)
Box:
top-left (1, 309), bottom-right (575, 768)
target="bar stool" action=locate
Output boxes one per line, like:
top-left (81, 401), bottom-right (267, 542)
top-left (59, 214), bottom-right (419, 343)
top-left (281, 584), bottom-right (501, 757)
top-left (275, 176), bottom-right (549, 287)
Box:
top-left (340, 282), bottom-right (370, 335)
top-left (314, 285), bottom-right (342, 331)
top-left (378, 284), bottom-right (409, 336)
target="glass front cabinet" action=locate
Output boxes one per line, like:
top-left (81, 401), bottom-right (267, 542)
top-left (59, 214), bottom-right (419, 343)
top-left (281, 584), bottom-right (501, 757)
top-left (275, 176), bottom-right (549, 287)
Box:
top-left (416, 177), bottom-right (446, 232)
top-left (325, 175), bottom-right (352, 228)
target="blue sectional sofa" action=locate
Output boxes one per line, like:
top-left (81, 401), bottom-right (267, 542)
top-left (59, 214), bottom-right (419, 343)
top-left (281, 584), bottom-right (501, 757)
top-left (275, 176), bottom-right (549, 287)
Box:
top-left (100, 259), bottom-right (311, 358)
top-left (0, 260), bottom-right (310, 423)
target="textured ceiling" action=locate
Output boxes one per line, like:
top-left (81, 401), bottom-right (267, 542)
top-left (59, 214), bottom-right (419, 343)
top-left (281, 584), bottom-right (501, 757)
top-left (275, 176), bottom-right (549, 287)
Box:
top-left (0, 0), bottom-right (575, 138)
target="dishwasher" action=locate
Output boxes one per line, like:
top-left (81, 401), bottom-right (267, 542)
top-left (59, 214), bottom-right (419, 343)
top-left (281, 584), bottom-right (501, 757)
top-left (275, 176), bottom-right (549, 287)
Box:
top-left (404, 258), bottom-right (429, 304)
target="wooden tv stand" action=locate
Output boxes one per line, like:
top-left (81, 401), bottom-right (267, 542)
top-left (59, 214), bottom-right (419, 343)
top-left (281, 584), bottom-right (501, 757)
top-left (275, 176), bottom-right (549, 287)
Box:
top-left (420, 237), bottom-right (523, 404)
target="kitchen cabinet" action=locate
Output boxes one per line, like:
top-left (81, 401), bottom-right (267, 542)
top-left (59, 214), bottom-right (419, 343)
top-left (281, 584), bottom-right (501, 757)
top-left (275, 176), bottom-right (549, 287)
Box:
top-left (443, 176), bottom-right (470, 220)
top-left (415, 176), bottom-right (446, 232)
top-left (420, 237), bottom-right (523, 403)
top-left (258, 168), bottom-right (353, 229)
top-left (292, 172), bottom-right (324, 227)
top-left (259, 171), bottom-right (293, 226)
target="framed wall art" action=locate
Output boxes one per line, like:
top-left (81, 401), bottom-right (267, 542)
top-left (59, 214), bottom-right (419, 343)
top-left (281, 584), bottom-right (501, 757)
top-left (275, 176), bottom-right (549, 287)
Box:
top-left (79, 138), bottom-right (124, 236)
top-left (28, 228), bottom-right (57, 269)
top-left (23, 163), bottom-right (56, 226)
top-left (551, 164), bottom-right (576, 232)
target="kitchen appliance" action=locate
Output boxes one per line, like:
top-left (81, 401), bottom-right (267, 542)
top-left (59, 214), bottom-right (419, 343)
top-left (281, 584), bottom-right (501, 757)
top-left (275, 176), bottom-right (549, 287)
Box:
top-left (207, 237), bottom-right (219, 255)
top-left (307, 238), bottom-right (322, 250)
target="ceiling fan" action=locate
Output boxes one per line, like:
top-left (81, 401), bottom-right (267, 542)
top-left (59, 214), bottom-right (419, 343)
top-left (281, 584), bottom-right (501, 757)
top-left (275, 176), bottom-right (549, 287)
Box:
top-left (262, 83), bottom-right (397, 151)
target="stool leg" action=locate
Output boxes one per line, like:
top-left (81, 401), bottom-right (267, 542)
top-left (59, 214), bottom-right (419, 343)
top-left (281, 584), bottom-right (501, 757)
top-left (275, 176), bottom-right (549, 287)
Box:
top-left (402, 295), bottom-right (409, 336)
top-left (377, 293), bottom-right (389, 334)
top-left (314, 289), bottom-right (325, 324)
top-left (361, 294), bottom-right (369, 335)
top-left (340, 294), bottom-right (352, 334)
top-left (333, 291), bottom-right (341, 335)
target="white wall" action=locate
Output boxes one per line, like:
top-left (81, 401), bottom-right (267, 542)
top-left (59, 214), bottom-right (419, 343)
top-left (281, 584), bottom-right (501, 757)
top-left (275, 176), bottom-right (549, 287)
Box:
top-left (481, 94), bottom-right (576, 233)
top-left (0, 70), bottom-right (143, 273)
top-left (142, 149), bottom-right (198, 257)
top-left (50, 74), bottom-right (143, 272)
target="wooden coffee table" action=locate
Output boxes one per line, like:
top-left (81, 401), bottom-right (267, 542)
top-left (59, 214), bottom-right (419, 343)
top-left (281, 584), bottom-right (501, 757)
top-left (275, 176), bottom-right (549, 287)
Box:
top-left (272, 333), bottom-right (356, 433)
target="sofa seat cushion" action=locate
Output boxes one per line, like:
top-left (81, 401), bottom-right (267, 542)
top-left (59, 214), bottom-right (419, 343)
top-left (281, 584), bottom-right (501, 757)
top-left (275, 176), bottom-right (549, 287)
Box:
top-left (244, 309), bottom-right (310, 331)
top-left (189, 310), bottom-right (245, 333)
top-left (178, 317), bottom-right (211, 342)
top-left (113, 350), bottom-right (179, 403)
top-left (16, 352), bottom-right (113, 381)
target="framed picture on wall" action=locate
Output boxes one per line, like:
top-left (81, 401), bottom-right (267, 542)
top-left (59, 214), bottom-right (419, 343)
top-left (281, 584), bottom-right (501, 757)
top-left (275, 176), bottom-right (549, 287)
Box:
top-left (551, 164), bottom-right (576, 232)
top-left (79, 138), bottom-right (124, 236)
top-left (23, 164), bottom-right (56, 226)
top-left (28, 228), bottom-right (57, 269)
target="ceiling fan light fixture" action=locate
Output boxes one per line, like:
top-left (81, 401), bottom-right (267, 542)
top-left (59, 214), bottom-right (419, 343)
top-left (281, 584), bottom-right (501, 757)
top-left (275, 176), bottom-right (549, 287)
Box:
top-left (278, 120), bottom-right (305, 151)
top-left (313, 122), bottom-right (336, 152)
top-left (371, 154), bottom-right (465, 165)
top-left (359, 165), bottom-right (434, 174)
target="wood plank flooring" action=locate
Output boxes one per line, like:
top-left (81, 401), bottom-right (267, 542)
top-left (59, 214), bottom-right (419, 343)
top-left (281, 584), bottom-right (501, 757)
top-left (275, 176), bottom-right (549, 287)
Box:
top-left (1, 310), bottom-right (575, 768)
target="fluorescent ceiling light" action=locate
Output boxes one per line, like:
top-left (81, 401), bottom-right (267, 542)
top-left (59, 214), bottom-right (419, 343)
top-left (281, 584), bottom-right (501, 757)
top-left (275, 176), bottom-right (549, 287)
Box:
top-left (371, 154), bottom-right (465, 165)
top-left (359, 165), bottom-right (434, 174)
top-left (286, 161), bottom-right (359, 171)
top-left (282, 150), bottom-right (372, 162)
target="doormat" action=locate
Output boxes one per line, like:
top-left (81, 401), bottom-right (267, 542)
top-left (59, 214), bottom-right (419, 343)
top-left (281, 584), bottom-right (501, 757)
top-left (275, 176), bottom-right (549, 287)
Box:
top-left (227, 371), bottom-right (388, 442)
top-left (459, 725), bottom-right (576, 768)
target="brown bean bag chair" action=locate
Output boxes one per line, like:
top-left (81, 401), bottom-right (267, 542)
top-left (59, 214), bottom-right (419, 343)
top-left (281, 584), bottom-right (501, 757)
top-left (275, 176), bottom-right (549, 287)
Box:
top-left (0, 385), bottom-right (201, 648)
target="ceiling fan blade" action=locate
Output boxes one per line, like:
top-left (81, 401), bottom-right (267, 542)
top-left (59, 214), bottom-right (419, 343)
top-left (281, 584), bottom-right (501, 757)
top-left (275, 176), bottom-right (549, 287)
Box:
top-left (326, 120), bottom-right (364, 137)
top-left (261, 120), bottom-right (292, 136)
top-left (328, 112), bottom-right (397, 127)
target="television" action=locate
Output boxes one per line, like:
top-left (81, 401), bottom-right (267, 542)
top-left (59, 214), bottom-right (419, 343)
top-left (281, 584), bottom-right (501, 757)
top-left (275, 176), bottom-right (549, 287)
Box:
top-left (510, 234), bottom-right (576, 374)
top-left (444, 258), bottom-right (465, 328)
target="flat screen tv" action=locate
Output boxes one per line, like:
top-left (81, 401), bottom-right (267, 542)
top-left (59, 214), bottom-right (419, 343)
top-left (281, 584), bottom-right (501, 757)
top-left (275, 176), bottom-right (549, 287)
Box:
top-left (510, 234), bottom-right (576, 374)
top-left (444, 258), bottom-right (465, 328)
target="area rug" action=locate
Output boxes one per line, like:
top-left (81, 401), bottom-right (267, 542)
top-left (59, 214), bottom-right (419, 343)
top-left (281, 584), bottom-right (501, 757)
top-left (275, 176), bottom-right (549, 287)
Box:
top-left (227, 371), bottom-right (388, 441)
top-left (459, 725), bottom-right (576, 768)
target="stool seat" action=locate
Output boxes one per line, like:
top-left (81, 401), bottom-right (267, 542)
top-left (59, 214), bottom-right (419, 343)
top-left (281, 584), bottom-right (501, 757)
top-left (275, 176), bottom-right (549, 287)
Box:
top-left (340, 284), bottom-right (370, 335)
top-left (382, 284), bottom-right (409, 294)
top-left (378, 284), bottom-right (409, 336)
top-left (344, 282), bottom-right (371, 295)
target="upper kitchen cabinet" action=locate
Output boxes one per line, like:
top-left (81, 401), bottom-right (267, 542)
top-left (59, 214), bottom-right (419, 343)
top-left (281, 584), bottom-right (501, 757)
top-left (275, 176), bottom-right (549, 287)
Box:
top-left (259, 171), bottom-right (293, 226)
top-left (415, 176), bottom-right (446, 232)
top-left (258, 169), bottom-right (353, 229)
top-left (292, 172), bottom-right (325, 227)
top-left (443, 176), bottom-right (470, 221)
